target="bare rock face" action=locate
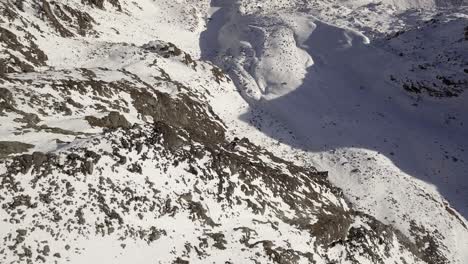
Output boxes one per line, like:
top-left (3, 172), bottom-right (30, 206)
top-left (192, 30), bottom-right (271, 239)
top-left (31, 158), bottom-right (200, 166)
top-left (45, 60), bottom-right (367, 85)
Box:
top-left (82, 0), bottom-right (122, 11)
top-left (0, 141), bottom-right (34, 158)
top-left (86, 112), bottom-right (131, 129)
top-left (0, 87), bottom-right (15, 113)
top-left (39, 0), bottom-right (101, 37)
top-left (0, 26), bottom-right (47, 73)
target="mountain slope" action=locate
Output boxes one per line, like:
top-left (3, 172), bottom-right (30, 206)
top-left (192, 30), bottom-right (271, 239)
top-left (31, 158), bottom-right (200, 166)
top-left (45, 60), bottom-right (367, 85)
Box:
top-left (201, 0), bottom-right (468, 263)
top-left (0, 0), bottom-right (467, 263)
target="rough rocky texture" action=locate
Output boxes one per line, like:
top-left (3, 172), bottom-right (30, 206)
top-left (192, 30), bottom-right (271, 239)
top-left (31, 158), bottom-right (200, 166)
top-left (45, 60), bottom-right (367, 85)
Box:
top-left (0, 120), bottom-right (436, 263)
top-left (0, 141), bottom-right (34, 158)
top-left (384, 18), bottom-right (467, 98)
top-left (0, 26), bottom-right (47, 73)
top-left (82, 0), bottom-right (122, 11)
top-left (86, 111), bottom-right (131, 129)
top-left (0, 87), bottom-right (15, 114)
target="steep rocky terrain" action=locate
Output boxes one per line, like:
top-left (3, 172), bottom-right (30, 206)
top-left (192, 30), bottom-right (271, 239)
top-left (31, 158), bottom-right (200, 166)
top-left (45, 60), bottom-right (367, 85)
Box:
top-left (0, 0), bottom-right (467, 263)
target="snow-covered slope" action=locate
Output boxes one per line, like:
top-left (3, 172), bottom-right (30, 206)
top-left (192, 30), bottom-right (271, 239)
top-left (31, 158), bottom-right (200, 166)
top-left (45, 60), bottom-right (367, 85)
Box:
top-left (202, 0), bottom-right (468, 263)
top-left (0, 0), bottom-right (467, 263)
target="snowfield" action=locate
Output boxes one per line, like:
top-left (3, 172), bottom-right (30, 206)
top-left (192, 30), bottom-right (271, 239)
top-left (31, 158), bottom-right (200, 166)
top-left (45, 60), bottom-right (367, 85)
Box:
top-left (204, 1), bottom-right (468, 263)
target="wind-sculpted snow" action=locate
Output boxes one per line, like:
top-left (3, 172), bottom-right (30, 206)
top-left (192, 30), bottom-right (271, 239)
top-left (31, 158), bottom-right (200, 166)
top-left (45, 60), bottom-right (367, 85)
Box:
top-left (0, 0), bottom-right (467, 263)
top-left (201, 0), bottom-right (468, 263)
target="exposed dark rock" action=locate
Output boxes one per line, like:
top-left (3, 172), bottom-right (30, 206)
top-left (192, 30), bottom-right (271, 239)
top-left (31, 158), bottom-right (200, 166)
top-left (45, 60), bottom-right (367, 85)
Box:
top-left (130, 88), bottom-right (225, 145)
top-left (206, 233), bottom-right (227, 250)
top-left (409, 221), bottom-right (449, 264)
top-left (82, 0), bottom-right (122, 11)
top-left (143, 41), bottom-right (197, 68)
top-left (147, 227), bottom-right (166, 244)
top-left (211, 67), bottom-right (230, 84)
top-left (40, 0), bottom-right (75, 38)
top-left (14, 113), bottom-right (41, 127)
top-left (0, 87), bottom-right (15, 114)
top-left (0, 141), bottom-right (34, 158)
top-left (0, 27), bottom-right (47, 73)
top-left (173, 258), bottom-right (189, 264)
top-left (86, 111), bottom-right (131, 129)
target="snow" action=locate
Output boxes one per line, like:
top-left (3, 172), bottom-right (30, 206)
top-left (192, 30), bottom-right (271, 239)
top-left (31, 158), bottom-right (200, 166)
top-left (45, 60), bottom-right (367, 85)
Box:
top-left (202, 1), bottom-right (468, 262)
top-left (0, 0), bottom-right (467, 262)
